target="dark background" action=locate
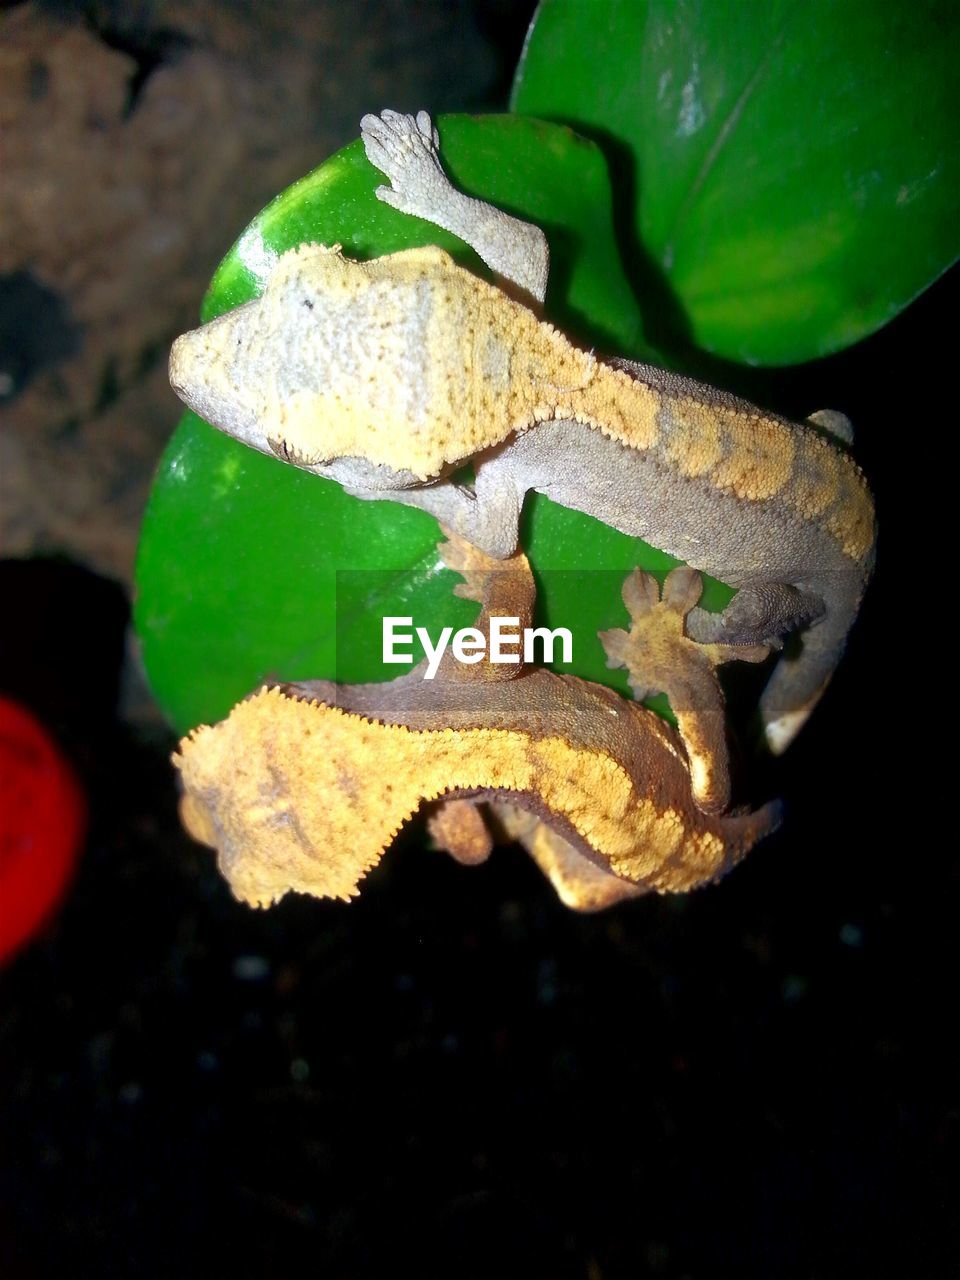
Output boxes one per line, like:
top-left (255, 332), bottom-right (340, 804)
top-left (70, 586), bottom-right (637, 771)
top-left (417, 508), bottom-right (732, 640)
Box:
top-left (1, 2), bottom-right (956, 1277)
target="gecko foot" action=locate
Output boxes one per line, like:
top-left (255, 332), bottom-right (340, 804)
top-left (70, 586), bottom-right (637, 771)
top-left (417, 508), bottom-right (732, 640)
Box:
top-left (427, 798), bottom-right (493, 866)
top-left (360, 109), bottom-right (446, 219)
top-left (599, 568), bottom-right (769, 814)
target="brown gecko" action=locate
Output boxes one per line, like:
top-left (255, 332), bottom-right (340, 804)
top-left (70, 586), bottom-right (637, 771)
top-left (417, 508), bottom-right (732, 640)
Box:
top-left (169, 108), bottom-right (875, 755)
top-left (174, 534), bottom-right (780, 912)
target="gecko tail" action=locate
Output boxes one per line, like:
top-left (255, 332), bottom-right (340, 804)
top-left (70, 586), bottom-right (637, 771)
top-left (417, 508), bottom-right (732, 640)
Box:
top-left (724, 796), bottom-right (784, 842)
top-left (718, 797), bottom-right (784, 876)
top-left (759, 576), bottom-right (868, 755)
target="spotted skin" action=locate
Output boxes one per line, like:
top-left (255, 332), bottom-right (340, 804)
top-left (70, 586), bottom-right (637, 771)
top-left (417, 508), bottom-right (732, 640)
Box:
top-left (174, 536), bottom-right (781, 910)
top-left (168, 109), bottom-right (875, 753)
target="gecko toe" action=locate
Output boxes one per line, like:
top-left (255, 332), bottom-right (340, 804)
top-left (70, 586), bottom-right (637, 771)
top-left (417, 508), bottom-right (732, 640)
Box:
top-left (661, 566), bottom-right (704, 614)
top-left (374, 185), bottom-right (404, 210)
top-left (620, 568), bottom-right (660, 619)
top-left (415, 109), bottom-right (437, 146)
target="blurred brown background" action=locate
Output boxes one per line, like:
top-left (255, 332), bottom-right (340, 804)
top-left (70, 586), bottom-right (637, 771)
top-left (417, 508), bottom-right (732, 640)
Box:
top-left (1, 0), bottom-right (526, 581)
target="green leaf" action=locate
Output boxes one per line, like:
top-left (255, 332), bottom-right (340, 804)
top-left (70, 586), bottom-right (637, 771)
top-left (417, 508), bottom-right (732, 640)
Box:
top-left (135, 114), bottom-right (732, 734)
top-left (512, 0), bottom-right (959, 365)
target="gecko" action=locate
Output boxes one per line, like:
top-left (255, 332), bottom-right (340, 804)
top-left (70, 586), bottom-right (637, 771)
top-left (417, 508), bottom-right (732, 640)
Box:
top-left (174, 534), bottom-right (781, 912)
top-left (169, 108), bottom-right (875, 754)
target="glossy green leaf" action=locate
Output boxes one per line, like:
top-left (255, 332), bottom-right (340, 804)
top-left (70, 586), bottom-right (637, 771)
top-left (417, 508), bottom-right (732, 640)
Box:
top-left (512, 0), bottom-right (959, 365)
top-left (135, 115), bottom-right (732, 734)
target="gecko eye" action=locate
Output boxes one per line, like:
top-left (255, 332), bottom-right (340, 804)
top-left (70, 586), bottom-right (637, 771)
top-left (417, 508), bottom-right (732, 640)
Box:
top-left (267, 436), bottom-right (324, 467)
top-left (268, 436), bottom-right (291, 461)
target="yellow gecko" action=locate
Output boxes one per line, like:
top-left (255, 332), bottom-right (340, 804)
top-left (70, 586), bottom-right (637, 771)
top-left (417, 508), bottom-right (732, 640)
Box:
top-left (169, 109), bottom-right (875, 755)
top-left (175, 535), bottom-right (781, 911)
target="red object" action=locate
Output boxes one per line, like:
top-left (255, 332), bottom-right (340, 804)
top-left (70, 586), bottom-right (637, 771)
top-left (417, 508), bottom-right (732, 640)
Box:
top-left (0, 697), bottom-right (86, 962)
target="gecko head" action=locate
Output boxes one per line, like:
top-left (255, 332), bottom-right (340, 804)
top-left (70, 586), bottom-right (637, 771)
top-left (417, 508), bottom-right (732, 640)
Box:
top-left (169, 244), bottom-right (366, 467)
top-left (169, 300), bottom-right (272, 454)
top-left (170, 242), bottom-right (458, 480)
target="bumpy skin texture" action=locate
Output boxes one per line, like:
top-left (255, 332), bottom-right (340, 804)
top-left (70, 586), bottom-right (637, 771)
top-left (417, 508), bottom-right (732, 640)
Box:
top-left (599, 568), bottom-right (769, 815)
top-left (168, 109), bottom-right (875, 756)
top-left (174, 536), bottom-right (781, 911)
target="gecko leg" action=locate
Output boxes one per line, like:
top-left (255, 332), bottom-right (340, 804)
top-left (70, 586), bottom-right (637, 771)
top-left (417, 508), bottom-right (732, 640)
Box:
top-left (599, 568), bottom-right (769, 814)
top-left (360, 108), bottom-right (550, 305)
top-left (427, 771), bottom-right (651, 911)
top-left (361, 472), bottom-right (523, 560)
top-left (432, 528), bottom-right (535, 682)
top-left (323, 446), bottom-right (525, 561)
top-left (685, 582), bottom-right (825, 648)
top-left (489, 802), bottom-right (647, 911)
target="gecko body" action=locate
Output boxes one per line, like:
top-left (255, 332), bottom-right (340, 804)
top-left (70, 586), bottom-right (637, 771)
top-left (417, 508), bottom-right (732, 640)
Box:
top-left (176, 536), bottom-right (781, 911)
top-left (169, 109), bottom-right (875, 753)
